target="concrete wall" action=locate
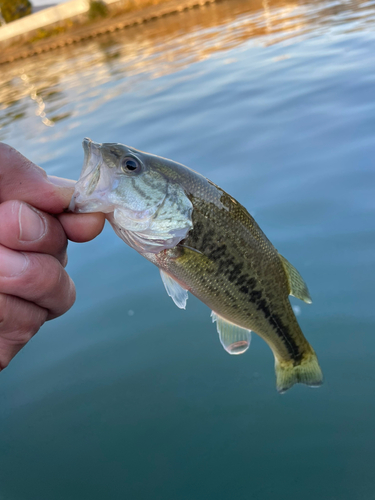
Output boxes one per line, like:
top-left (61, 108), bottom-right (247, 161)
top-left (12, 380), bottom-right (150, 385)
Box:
top-left (0, 0), bottom-right (122, 45)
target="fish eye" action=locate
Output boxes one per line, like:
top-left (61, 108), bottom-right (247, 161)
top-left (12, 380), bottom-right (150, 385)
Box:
top-left (121, 156), bottom-right (141, 174)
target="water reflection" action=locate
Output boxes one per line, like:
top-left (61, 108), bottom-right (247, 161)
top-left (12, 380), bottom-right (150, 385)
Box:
top-left (0, 0), bottom-right (374, 140)
top-left (20, 71), bottom-right (55, 127)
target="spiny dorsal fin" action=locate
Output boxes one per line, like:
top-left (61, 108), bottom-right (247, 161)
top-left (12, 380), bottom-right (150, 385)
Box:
top-left (279, 254), bottom-right (312, 304)
top-left (160, 270), bottom-right (188, 309)
top-left (211, 311), bottom-right (251, 355)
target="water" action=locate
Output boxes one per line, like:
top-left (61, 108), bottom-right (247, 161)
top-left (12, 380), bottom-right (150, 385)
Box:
top-left (0, 0), bottom-right (375, 498)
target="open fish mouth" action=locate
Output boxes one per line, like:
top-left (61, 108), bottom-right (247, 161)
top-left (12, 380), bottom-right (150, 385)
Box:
top-left (69, 138), bottom-right (110, 213)
top-left (81, 137), bottom-right (102, 186)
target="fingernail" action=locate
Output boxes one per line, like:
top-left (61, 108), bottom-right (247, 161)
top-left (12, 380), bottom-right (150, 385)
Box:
top-left (0, 246), bottom-right (28, 277)
top-left (18, 203), bottom-right (46, 242)
top-left (48, 175), bottom-right (76, 188)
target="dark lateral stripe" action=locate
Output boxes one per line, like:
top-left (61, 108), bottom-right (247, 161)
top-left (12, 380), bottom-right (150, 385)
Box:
top-left (268, 313), bottom-right (301, 362)
top-left (185, 215), bottom-right (302, 362)
top-left (253, 294), bottom-right (301, 361)
top-left (233, 275), bottom-right (301, 361)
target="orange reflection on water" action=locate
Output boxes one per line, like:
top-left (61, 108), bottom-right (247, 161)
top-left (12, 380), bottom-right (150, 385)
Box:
top-left (0, 0), bottom-right (373, 139)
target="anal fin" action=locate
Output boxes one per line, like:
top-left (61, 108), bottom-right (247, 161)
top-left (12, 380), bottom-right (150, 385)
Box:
top-left (211, 311), bottom-right (251, 355)
top-left (160, 270), bottom-right (188, 309)
top-left (279, 254), bottom-right (312, 304)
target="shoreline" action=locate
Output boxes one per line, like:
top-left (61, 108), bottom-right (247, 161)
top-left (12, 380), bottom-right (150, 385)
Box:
top-left (0, 0), bottom-right (220, 66)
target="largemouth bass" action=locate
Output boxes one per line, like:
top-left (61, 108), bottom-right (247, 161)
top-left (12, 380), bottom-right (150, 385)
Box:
top-left (70, 138), bottom-right (323, 393)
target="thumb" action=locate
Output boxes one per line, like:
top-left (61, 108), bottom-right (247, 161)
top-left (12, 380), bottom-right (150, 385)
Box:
top-left (47, 176), bottom-right (76, 209)
top-left (0, 143), bottom-right (76, 214)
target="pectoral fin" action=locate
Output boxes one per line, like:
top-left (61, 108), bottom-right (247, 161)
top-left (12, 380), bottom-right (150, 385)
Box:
top-left (279, 254), bottom-right (312, 304)
top-left (160, 270), bottom-right (188, 309)
top-left (211, 311), bottom-right (251, 355)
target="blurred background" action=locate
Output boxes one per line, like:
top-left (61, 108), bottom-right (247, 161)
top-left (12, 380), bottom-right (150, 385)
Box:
top-left (0, 0), bottom-right (375, 499)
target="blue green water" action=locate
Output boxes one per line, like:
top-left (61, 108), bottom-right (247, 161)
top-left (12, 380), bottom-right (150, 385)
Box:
top-left (1, 0), bottom-right (375, 498)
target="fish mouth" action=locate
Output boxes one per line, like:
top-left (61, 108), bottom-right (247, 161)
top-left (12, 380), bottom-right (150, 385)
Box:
top-left (82, 136), bottom-right (91, 153)
top-left (82, 137), bottom-right (101, 176)
top-left (69, 138), bottom-right (106, 213)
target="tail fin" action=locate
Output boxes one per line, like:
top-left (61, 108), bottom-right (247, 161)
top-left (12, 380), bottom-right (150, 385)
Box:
top-left (275, 352), bottom-right (323, 394)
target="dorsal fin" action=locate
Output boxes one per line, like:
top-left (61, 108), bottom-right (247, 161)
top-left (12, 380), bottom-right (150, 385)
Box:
top-left (279, 254), bottom-right (312, 304)
top-left (160, 270), bottom-right (188, 309)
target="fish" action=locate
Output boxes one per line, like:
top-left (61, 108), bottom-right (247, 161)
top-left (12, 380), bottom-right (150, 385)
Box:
top-left (69, 138), bottom-right (323, 393)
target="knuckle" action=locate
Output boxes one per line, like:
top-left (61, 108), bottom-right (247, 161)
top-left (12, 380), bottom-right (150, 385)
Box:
top-left (33, 254), bottom-right (64, 293)
top-left (1, 253), bottom-right (75, 318)
top-left (47, 276), bottom-right (76, 319)
top-left (0, 294), bottom-right (7, 325)
top-left (0, 293), bottom-right (46, 345)
top-left (3, 325), bottom-right (40, 346)
top-left (32, 255), bottom-right (75, 315)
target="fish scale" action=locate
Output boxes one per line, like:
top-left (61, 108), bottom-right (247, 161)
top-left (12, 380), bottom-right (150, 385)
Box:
top-left (156, 199), bottom-right (306, 361)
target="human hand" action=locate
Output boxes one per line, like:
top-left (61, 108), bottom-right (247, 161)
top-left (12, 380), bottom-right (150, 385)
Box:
top-left (0, 143), bottom-right (105, 370)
